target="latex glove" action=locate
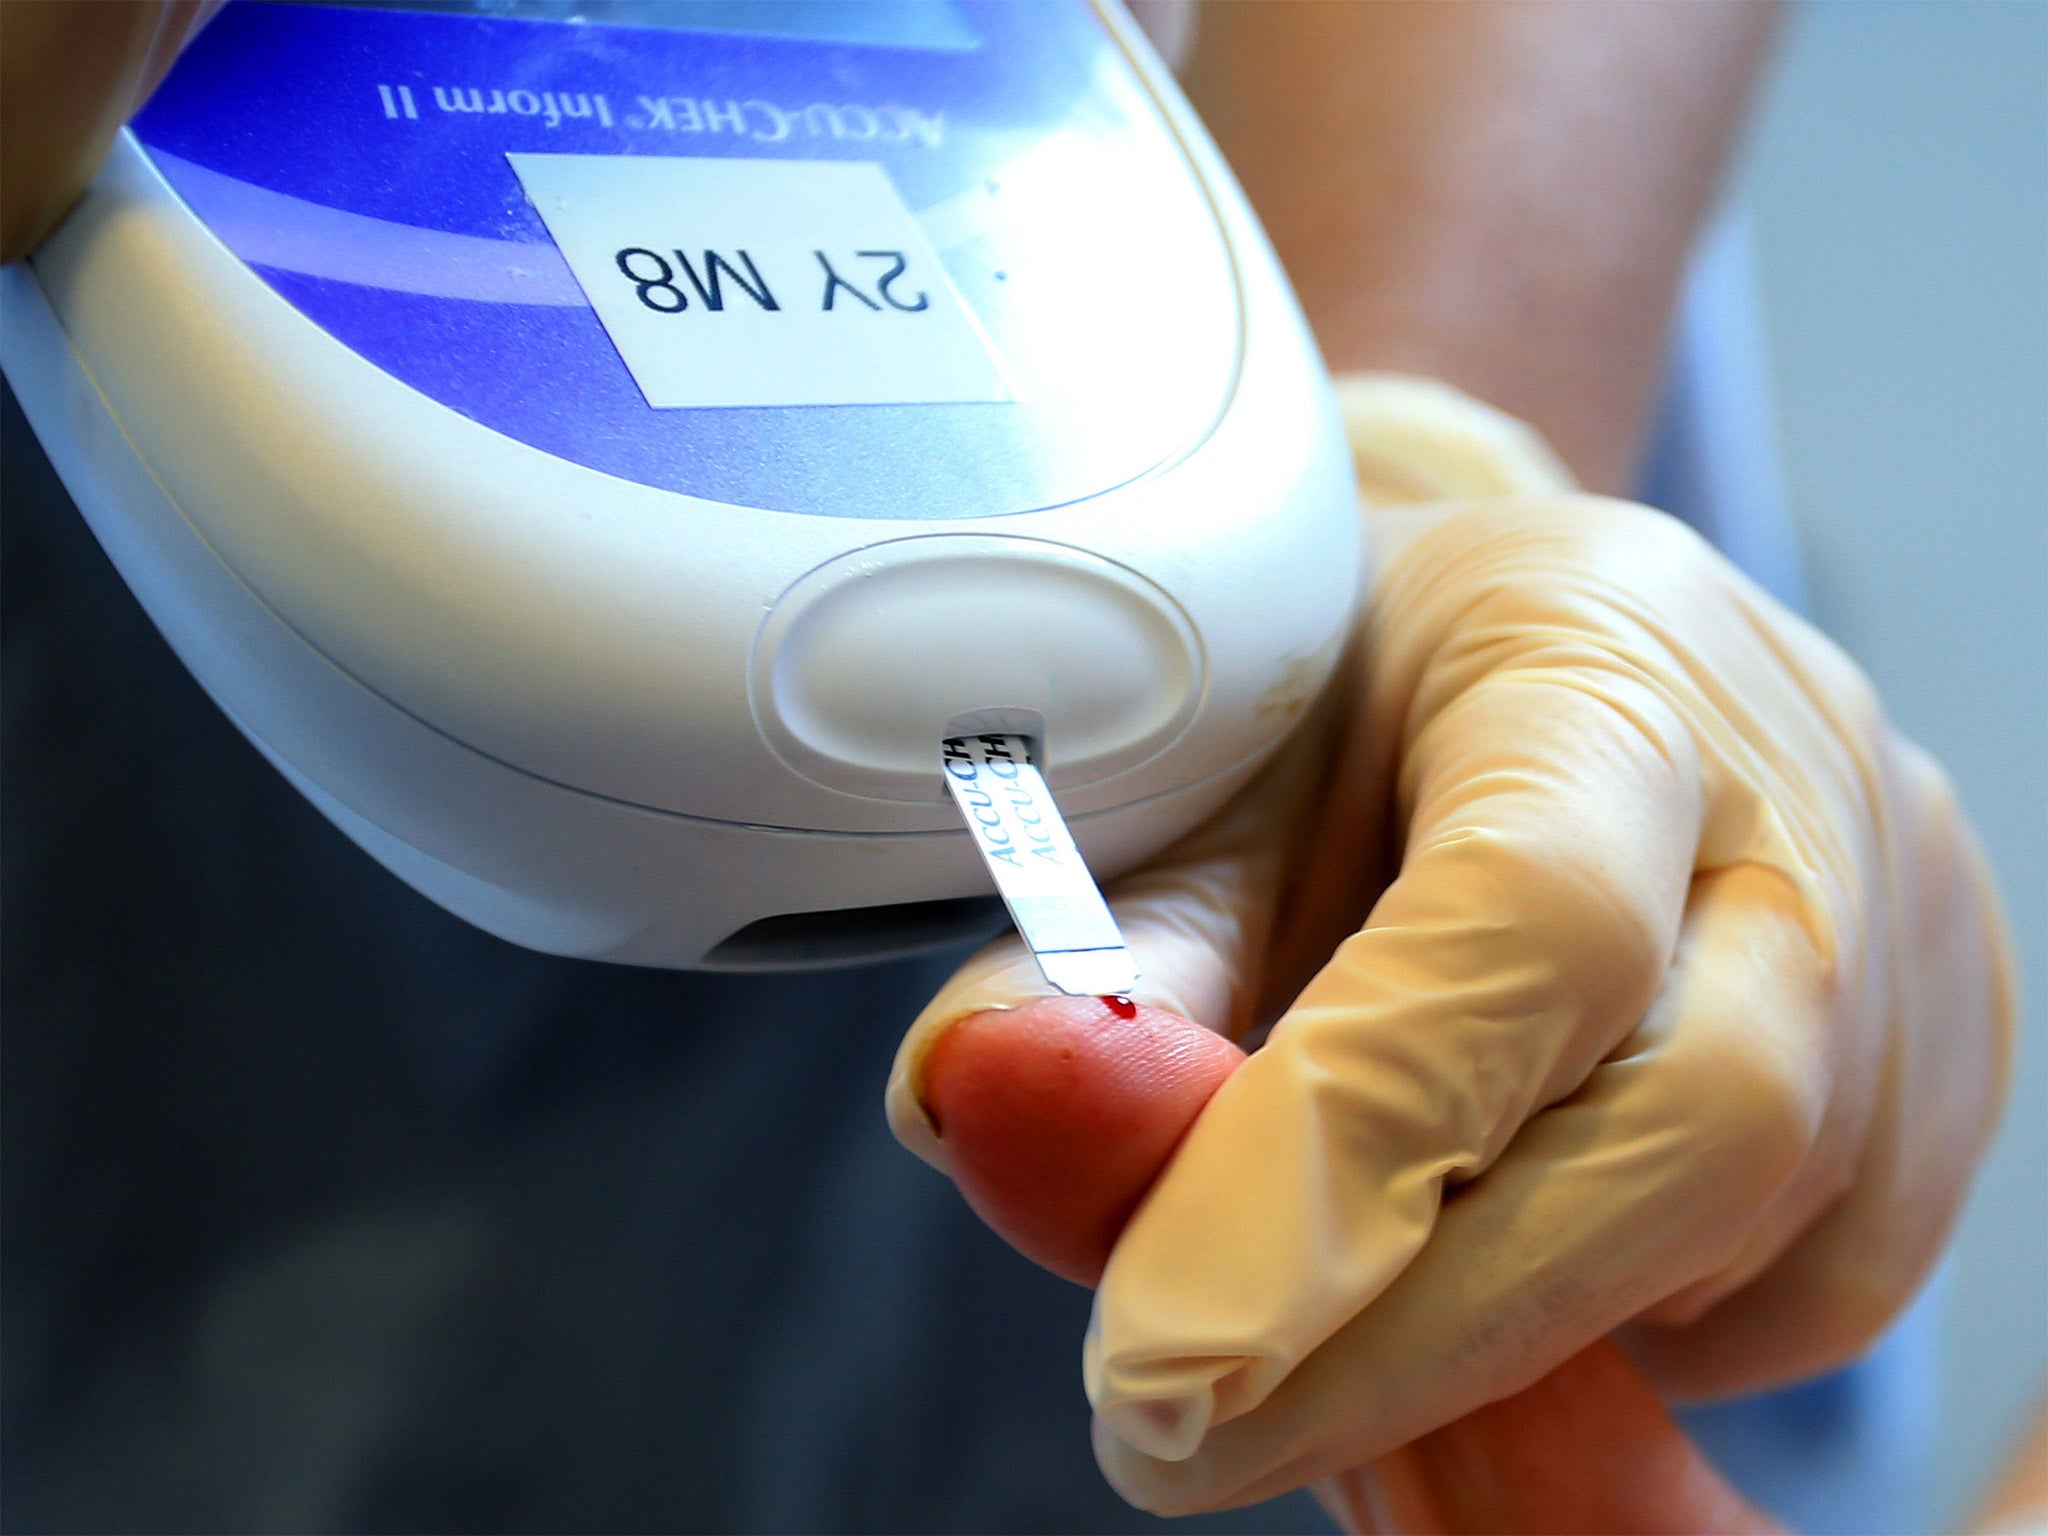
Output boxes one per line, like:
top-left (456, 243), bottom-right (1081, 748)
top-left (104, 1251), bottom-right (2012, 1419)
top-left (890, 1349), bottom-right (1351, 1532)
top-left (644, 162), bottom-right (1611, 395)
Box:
top-left (888, 375), bottom-right (2014, 1514)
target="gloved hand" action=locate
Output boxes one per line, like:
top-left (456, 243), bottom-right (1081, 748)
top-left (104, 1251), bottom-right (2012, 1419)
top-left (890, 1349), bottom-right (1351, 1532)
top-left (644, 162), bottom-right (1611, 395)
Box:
top-left (887, 375), bottom-right (2014, 1516)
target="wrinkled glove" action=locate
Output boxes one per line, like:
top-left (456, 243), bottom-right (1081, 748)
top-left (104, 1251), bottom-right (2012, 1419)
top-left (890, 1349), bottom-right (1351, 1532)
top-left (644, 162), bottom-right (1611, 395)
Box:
top-left (888, 375), bottom-right (2014, 1515)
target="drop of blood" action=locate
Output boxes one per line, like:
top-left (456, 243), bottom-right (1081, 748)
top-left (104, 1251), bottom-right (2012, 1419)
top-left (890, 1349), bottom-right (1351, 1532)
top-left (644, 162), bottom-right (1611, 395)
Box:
top-left (1100, 994), bottom-right (1138, 1019)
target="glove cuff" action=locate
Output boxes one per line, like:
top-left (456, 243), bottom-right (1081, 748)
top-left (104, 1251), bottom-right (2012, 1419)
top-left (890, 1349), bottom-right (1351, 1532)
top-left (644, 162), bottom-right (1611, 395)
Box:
top-left (1331, 373), bottom-right (1578, 506)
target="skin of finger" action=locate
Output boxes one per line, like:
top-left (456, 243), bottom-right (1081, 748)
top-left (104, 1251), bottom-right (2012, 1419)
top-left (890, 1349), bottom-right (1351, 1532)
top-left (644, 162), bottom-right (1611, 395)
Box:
top-left (1092, 869), bottom-right (1833, 1515)
top-left (885, 894), bottom-right (1249, 1174)
top-left (885, 716), bottom-right (1329, 1173)
top-left (0, 1), bottom-right (217, 262)
top-left (1624, 744), bottom-right (2017, 1400)
top-left (1085, 672), bottom-right (1704, 1465)
top-left (1316, 1342), bottom-right (1782, 1536)
top-left (921, 998), bottom-right (1245, 1286)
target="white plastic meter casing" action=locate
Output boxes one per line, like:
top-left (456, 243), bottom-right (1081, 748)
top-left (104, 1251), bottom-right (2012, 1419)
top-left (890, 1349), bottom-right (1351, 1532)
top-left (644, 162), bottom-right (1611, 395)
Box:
top-left (1, 0), bottom-right (1360, 968)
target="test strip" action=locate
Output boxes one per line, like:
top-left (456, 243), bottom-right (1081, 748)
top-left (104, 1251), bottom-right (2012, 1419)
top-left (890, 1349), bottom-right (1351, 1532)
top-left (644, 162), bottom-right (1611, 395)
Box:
top-left (941, 734), bottom-right (1138, 996)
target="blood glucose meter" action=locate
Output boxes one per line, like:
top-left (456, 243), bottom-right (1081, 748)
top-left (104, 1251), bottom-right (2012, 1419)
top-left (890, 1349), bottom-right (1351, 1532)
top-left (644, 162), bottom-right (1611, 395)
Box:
top-left (2, 0), bottom-right (1359, 968)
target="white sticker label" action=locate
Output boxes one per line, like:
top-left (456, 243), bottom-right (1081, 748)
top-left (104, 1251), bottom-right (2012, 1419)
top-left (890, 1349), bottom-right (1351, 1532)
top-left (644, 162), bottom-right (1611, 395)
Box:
top-left (507, 153), bottom-right (1011, 409)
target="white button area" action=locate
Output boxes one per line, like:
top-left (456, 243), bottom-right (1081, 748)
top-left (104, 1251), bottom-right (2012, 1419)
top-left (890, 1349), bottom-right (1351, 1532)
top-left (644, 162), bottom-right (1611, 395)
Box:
top-left (507, 153), bottom-right (1011, 409)
top-left (752, 538), bottom-right (1203, 802)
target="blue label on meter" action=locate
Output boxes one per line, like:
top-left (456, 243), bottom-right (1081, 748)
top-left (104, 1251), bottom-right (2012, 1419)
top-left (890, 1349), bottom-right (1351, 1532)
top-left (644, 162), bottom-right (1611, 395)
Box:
top-left (130, 0), bottom-right (1240, 519)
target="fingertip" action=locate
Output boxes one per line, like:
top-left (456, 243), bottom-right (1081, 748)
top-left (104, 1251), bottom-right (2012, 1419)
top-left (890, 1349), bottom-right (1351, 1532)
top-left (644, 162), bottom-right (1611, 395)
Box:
top-left (923, 996), bottom-right (1244, 1286)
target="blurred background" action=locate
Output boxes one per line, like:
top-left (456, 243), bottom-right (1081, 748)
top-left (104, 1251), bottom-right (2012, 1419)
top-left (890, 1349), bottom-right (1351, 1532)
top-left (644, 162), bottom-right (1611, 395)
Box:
top-left (0, 3), bottom-right (2038, 1533)
top-left (1737, 2), bottom-right (2045, 1528)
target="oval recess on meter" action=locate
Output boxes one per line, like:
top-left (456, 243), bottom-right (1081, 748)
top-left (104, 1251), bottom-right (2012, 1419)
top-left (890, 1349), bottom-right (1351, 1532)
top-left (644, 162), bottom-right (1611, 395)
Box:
top-left (752, 537), bottom-right (1204, 802)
